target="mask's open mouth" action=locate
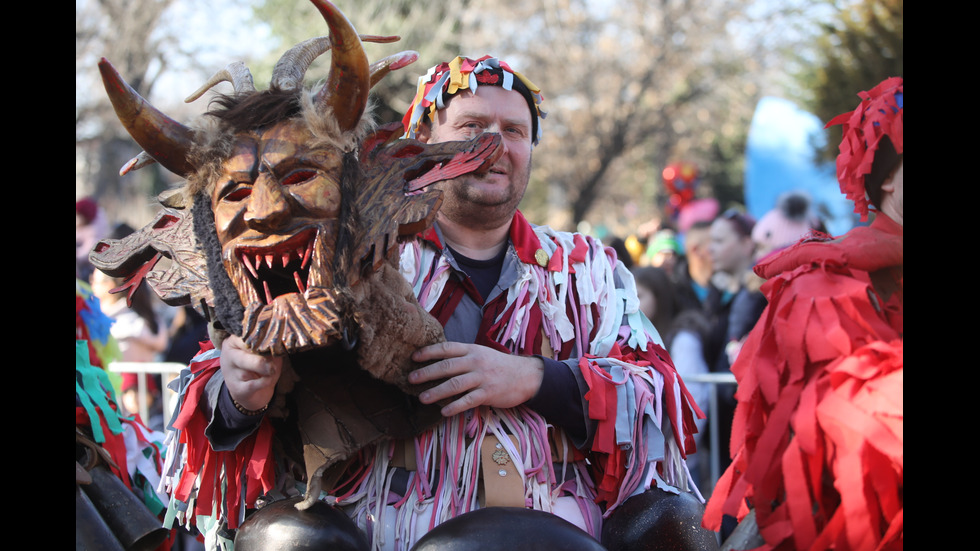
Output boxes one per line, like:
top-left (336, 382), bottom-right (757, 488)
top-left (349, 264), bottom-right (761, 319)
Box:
top-left (236, 229), bottom-right (316, 305)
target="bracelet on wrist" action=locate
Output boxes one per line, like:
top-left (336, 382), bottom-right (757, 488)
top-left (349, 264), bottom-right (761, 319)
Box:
top-left (232, 398), bottom-right (269, 416)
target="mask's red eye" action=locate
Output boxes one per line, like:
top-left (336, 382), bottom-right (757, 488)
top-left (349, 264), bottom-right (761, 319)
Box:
top-left (153, 214), bottom-right (180, 230)
top-left (224, 187), bottom-right (252, 202)
top-left (282, 170), bottom-right (317, 186)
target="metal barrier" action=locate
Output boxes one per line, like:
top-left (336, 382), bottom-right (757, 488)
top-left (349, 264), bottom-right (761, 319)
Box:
top-left (683, 372), bottom-right (737, 496)
top-left (108, 362), bottom-right (187, 428)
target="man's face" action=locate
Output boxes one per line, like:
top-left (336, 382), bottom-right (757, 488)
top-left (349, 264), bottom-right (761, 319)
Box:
top-left (209, 120), bottom-right (348, 353)
top-left (708, 218), bottom-right (754, 276)
top-left (418, 85), bottom-right (533, 229)
top-left (880, 160), bottom-right (903, 226)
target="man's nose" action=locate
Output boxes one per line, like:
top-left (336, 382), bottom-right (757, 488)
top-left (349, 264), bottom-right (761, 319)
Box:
top-left (244, 175), bottom-right (291, 231)
top-left (485, 125), bottom-right (511, 153)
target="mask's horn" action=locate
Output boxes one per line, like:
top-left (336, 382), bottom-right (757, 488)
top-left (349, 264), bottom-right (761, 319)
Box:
top-left (310, 0), bottom-right (370, 133)
top-left (99, 58), bottom-right (197, 177)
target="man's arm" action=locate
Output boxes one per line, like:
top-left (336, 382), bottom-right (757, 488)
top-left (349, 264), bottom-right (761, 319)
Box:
top-left (201, 335), bottom-right (282, 450)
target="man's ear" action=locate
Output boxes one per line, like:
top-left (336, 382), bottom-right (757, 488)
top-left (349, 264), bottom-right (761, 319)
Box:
top-left (417, 122), bottom-right (432, 144)
top-left (880, 164), bottom-right (901, 193)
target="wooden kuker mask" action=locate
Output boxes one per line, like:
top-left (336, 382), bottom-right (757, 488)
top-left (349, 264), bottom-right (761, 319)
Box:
top-left (92, 0), bottom-right (503, 361)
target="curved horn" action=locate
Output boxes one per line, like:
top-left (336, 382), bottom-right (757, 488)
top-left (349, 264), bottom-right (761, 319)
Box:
top-left (99, 58), bottom-right (196, 177)
top-left (119, 151), bottom-right (156, 176)
top-left (360, 34), bottom-right (400, 44)
top-left (271, 36), bottom-right (332, 92)
top-left (370, 50), bottom-right (419, 89)
top-left (272, 34), bottom-right (402, 93)
top-left (311, 0), bottom-right (370, 132)
top-left (184, 61), bottom-right (256, 103)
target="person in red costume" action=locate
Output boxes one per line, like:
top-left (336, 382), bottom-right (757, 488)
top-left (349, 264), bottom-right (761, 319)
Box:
top-left (702, 77), bottom-right (903, 551)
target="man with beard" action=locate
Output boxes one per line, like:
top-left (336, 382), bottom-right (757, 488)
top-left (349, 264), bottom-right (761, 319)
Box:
top-left (217, 55), bottom-right (715, 550)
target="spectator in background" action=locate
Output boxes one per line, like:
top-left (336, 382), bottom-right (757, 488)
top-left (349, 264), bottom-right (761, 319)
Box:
top-left (751, 191), bottom-right (824, 263)
top-left (644, 229), bottom-right (682, 275)
top-left (607, 236), bottom-right (636, 269)
top-left (706, 210), bottom-right (766, 369)
top-left (674, 220), bottom-right (715, 314)
top-left (76, 197), bottom-right (110, 281)
top-left (90, 224), bottom-right (170, 430)
top-left (702, 210), bottom-right (767, 528)
top-left (164, 305), bottom-right (211, 366)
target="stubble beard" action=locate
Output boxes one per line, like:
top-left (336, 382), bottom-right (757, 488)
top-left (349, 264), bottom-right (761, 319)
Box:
top-left (437, 155), bottom-right (531, 230)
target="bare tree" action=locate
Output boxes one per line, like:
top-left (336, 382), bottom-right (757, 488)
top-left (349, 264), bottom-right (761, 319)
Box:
top-left (77, 0), bottom-right (177, 226)
top-left (76, 0), bottom-right (266, 227)
top-left (78, 0), bottom-right (794, 235)
top-left (250, 0), bottom-right (478, 124)
top-left (447, 0), bottom-right (766, 232)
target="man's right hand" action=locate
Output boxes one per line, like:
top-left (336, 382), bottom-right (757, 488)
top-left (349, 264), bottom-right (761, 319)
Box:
top-left (221, 335), bottom-right (282, 412)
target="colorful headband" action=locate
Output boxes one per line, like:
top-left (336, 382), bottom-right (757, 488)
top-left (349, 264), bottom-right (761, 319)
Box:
top-left (401, 55), bottom-right (546, 144)
top-left (826, 76), bottom-right (903, 220)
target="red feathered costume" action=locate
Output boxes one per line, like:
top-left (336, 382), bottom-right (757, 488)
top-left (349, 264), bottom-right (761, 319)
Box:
top-left (703, 78), bottom-right (903, 551)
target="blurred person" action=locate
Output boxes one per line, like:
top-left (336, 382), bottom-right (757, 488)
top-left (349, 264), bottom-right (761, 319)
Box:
top-left (703, 77), bottom-right (902, 551)
top-left (90, 266), bottom-right (169, 365)
top-left (751, 191), bottom-right (823, 262)
top-left (607, 235), bottom-right (636, 269)
top-left (644, 229), bottom-right (682, 274)
top-left (91, 224), bottom-right (169, 429)
top-left (76, 197), bottom-right (110, 281)
top-left (164, 305), bottom-right (211, 365)
top-left (676, 197), bottom-right (719, 235)
top-left (674, 220), bottom-right (714, 313)
top-left (701, 210), bottom-right (766, 528)
top-left (706, 210), bottom-right (766, 369)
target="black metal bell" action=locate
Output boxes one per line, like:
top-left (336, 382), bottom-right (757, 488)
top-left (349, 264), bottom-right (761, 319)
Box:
top-left (410, 507), bottom-right (607, 551)
top-left (76, 484), bottom-right (126, 551)
top-left (600, 489), bottom-right (720, 551)
top-left (234, 497), bottom-right (369, 551)
top-left (80, 464), bottom-right (170, 551)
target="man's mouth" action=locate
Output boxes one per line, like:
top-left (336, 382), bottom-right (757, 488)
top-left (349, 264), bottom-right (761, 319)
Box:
top-left (235, 229), bottom-right (316, 304)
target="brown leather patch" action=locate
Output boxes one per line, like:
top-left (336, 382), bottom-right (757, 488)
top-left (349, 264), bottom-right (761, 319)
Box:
top-left (480, 434), bottom-right (525, 508)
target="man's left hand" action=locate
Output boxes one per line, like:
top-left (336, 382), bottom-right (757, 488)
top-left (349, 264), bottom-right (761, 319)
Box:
top-left (409, 342), bottom-right (544, 417)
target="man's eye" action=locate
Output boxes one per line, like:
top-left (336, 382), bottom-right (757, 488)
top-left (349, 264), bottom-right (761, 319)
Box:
top-left (281, 170), bottom-right (317, 186)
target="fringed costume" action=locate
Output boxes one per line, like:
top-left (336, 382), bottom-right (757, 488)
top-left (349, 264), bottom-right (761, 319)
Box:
top-left (703, 77), bottom-right (903, 551)
top-left (161, 212), bottom-right (704, 550)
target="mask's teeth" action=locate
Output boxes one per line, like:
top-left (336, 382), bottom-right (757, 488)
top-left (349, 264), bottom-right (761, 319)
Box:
top-left (265, 254), bottom-right (275, 269)
top-left (282, 251), bottom-right (291, 268)
top-left (294, 271), bottom-right (306, 294)
top-left (301, 240), bottom-right (313, 270)
top-left (263, 280), bottom-right (274, 304)
top-left (241, 254), bottom-right (258, 279)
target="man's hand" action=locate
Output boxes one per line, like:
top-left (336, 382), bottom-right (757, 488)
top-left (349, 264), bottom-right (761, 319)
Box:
top-left (409, 342), bottom-right (544, 417)
top-left (221, 335), bottom-right (282, 412)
